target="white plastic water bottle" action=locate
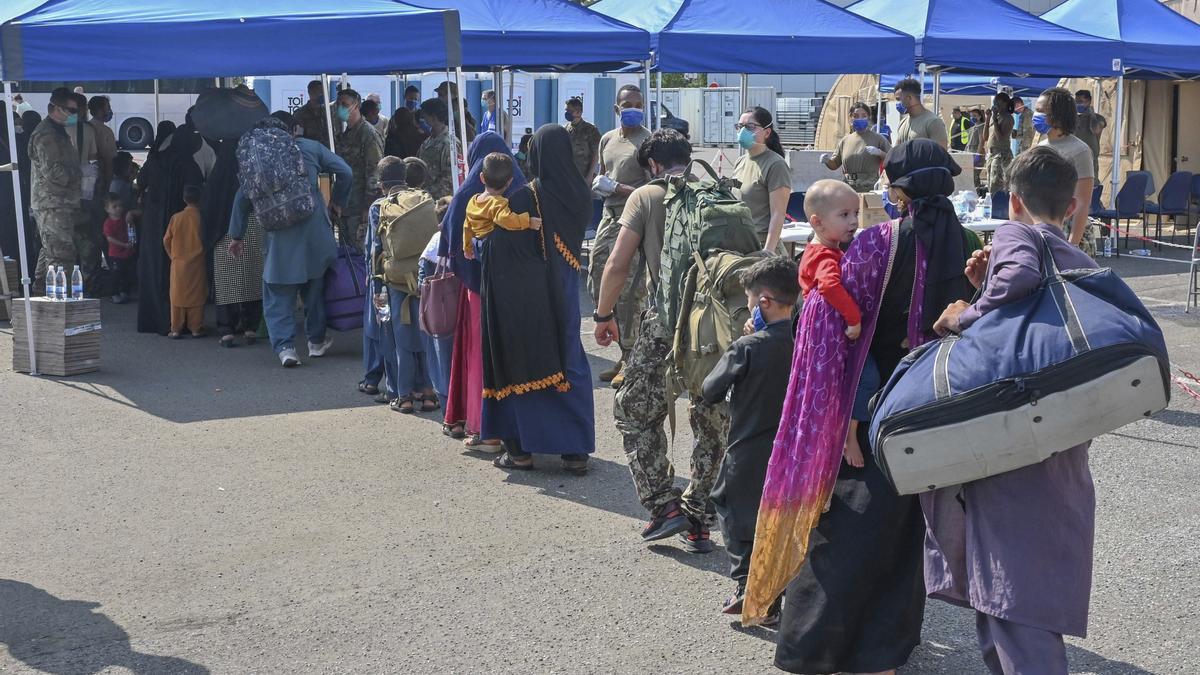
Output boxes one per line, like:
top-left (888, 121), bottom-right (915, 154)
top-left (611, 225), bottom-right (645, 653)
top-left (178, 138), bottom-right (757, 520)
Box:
top-left (1103, 235), bottom-right (1113, 258)
top-left (71, 265), bottom-right (83, 300)
top-left (376, 293), bottom-right (391, 323)
top-left (982, 199), bottom-right (992, 220)
top-left (127, 221), bottom-right (137, 245)
top-left (55, 266), bottom-right (67, 301)
top-left (45, 264), bottom-right (57, 300)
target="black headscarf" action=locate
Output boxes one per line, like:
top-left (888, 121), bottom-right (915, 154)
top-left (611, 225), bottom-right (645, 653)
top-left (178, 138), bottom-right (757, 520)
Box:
top-left (884, 139), bottom-right (971, 332)
top-left (526, 124), bottom-right (591, 257)
top-left (201, 138), bottom-right (239, 249)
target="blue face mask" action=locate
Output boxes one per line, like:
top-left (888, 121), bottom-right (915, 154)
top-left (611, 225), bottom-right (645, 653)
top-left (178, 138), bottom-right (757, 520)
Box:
top-left (1032, 112), bottom-right (1051, 135)
top-left (620, 108), bottom-right (644, 128)
top-left (64, 113), bottom-right (78, 126)
top-left (751, 305), bottom-right (768, 332)
top-left (895, 101), bottom-right (908, 115)
top-left (851, 118), bottom-right (870, 132)
top-left (564, 110), bottom-right (574, 122)
top-left (418, 119), bottom-right (432, 134)
top-left (406, 99), bottom-right (418, 111)
top-left (737, 127), bottom-right (756, 150)
top-left (1076, 104), bottom-right (1088, 114)
top-left (336, 105), bottom-right (350, 123)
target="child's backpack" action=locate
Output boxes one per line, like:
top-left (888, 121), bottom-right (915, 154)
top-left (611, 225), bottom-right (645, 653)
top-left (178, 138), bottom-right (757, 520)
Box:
top-left (378, 189), bottom-right (439, 296)
top-left (655, 159), bottom-right (762, 402)
top-left (236, 126), bottom-right (314, 231)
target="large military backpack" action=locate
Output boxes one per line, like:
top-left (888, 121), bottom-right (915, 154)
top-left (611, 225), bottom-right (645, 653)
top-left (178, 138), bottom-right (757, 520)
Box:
top-left (655, 159), bottom-right (762, 401)
top-left (377, 188), bottom-right (439, 296)
top-left (236, 126), bottom-right (314, 231)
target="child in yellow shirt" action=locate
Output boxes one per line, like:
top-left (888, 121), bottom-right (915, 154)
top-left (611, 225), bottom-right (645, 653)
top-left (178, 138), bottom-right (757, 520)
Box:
top-left (463, 152), bottom-right (541, 259)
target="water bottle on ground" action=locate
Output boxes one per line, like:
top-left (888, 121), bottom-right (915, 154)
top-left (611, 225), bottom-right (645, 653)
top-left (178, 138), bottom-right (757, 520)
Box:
top-left (1103, 235), bottom-right (1114, 258)
top-left (127, 221), bottom-right (138, 245)
top-left (55, 266), bottom-right (67, 301)
top-left (71, 265), bottom-right (83, 300)
top-left (45, 264), bottom-right (57, 300)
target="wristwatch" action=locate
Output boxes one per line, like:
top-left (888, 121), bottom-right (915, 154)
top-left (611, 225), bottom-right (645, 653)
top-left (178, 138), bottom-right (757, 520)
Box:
top-left (593, 310), bottom-right (615, 323)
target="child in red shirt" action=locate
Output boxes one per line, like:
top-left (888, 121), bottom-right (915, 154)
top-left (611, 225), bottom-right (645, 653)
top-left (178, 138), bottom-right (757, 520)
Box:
top-left (102, 192), bottom-right (136, 304)
top-left (800, 179), bottom-right (878, 469)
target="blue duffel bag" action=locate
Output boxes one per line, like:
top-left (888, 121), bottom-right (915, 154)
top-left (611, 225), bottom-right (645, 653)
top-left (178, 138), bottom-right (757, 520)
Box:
top-left (870, 230), bottom-right (1170, 496)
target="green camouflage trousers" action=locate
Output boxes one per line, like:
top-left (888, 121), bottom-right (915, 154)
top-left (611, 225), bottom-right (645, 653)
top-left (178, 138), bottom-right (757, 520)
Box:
top-left (32, 208), bottom-right (82, 292)
top-left (587, 205), bottom-right (646, 354)
top-left (613, 310), bottom-right (729, 524)
top-left (986, 151), bottom-right (1013, 195)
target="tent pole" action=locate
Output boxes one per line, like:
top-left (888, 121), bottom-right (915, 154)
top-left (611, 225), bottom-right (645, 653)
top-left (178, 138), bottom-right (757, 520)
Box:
top-left (3, 81), bottom-right (37, 375)
top-left (655, 57), bottom-right (663, 134)
top-left (644, 60), bottom-right (654, 130)
top-left (320, 73), bottom-right (336, 153)
top-left (878, 74), bottom-right (885, 136)
top-left (394, 73), bottom-right (402, 113)
top-left (492, 67), bottom-right (504, 143)
top-left (455, 67), bottom-right (470, 181)
top-left (153, 79), bottom-right (160, 125)
top-left (508, 70), bottom-right (516, 142)
top-left (445, 67), bottom-right (460, 194)
top-left (932, 69), bottom-right (941, 118)
top-left (1112, 70), bottom-right (1125, 213)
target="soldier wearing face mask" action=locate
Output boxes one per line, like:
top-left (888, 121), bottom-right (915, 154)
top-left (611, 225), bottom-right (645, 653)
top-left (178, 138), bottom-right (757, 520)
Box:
top-left (333, 88), bottom-right (383, 252)
top-left (589, 84), bottom-right (652, 387)
top-left (28, 87), bottom-right (83, 293)
top-left (563, 97), bottom-right (600, 182)
top-left (893, 77), bottom-right (948, 149)
top-left (822, 102), bottom-right (891, 192)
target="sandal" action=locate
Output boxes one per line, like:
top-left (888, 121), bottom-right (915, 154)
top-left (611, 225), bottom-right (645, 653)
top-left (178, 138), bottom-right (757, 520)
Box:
top-left (420, 393), bottom-right (440, 413)
top-left (389, 395), bottom-right (415, 414)
top-left (243, 330), bottom-right (257, 346)
top-left (219, 335), bottom-right (236, 348)
top-left (357, 381), bottom-right (380, 396)
top-left (464, 435), bottom-right (503, 452)
top-left (443, 423), bottom-right (467, 439)
top-left (167, 332), bottom-right (181, 339)
top-left (493, 451), bottom-right (533, 471)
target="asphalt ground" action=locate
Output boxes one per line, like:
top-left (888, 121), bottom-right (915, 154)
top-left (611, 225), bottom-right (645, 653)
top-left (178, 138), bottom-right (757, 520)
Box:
top-left (1, 248), bottom-right (1198, 674)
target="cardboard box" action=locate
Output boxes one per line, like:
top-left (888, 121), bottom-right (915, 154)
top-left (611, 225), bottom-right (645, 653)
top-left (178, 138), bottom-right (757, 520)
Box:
top-left (859, 192), bottom-right (891, 228)
top-left (11, 297), bottom-right (102, 376)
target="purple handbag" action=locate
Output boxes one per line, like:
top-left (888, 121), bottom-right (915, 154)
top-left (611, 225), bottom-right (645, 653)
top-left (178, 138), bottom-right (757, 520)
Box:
top-left (324, 244), bottom-right (367, 331)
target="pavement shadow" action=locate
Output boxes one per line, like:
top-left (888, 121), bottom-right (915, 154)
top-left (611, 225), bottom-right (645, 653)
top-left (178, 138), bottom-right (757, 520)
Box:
top-left (909, 601), bottom-right (1157, 674)
top-left (0, 579), bottom-right (208, 674)
top-left (23, 303), bottom-right (375, 424)
top-left (1151, 408), bottom-right (1200, 428)
top-left (496, 455), bottom-right (651, 522)
top-left (646, 543), bottom-right (728, 576)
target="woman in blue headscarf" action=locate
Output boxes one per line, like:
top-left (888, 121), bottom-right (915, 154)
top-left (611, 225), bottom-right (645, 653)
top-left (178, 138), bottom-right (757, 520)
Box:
top-left (486, 124), bottom-right (596, 475)
top-left (438, 132), bottom-right (526, 446)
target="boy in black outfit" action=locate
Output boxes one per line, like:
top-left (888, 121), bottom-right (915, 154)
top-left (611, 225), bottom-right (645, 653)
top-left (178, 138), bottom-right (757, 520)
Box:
top-left (702, 255), bottom-right (800, 623)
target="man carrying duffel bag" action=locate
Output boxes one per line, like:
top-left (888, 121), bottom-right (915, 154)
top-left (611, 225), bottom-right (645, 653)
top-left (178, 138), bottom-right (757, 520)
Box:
top-left (916, 147), bottom-right (1168, 674)
top-left (229, 115), bottom-right (352, 368)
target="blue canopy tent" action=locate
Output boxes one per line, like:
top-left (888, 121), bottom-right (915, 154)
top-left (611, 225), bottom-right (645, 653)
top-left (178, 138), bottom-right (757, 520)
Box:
top-left (408, 0), bottom-right (650, 72)
top-left (847, 0), bottom-right (1120, 78)
top-left (1042, 0), bottom-right (1200, 217)
top-left (591, 0), bottom-right (914, 74)
top-left (880, 74), bottom-right (1060, 97)
top-left (1043, 0), bottom-right (1200, 81)
top-left (0, 0), bottom-right (463, 374)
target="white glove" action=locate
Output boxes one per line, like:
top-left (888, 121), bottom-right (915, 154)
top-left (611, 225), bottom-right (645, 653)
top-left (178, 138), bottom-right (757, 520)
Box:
top-left (865, 146), bottom-right (887, 158)
top-left (819, 153), bottom-right (833, 164)
top-left (592, 174), bottom-right (617, 197)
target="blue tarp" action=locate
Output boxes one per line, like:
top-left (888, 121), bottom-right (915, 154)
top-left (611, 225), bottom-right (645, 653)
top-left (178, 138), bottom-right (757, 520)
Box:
top-left (1042, 0), bottom-right (1200, 80)
top-left (0, 0), bottom-right (462, 81)
top-left (591, 0), bottom-right (914, 75)
top-left (408, 0), bottom-right (650, 71)
top-left (848, 0), bottom-right (1120, 77)
top-left (880, 74), bottom-right (1061, 97)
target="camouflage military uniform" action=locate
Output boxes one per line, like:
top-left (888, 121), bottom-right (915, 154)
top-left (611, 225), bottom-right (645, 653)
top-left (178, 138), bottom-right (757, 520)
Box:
top-left (1015, 108), bottom-right (1035, 154)
top-left (28, 118), bottom-right (82, 292)
top-left (418, 130), bottom-right (458, 201)
top-left (335, 118), bottom-right (384, 251)
top-left (588, 205), bottom-right (646, 353)
top-left (293, 101), bottom-right (332, 147)
top-left (565, 118), bottom-right (601, 181)
top-left (613, 310), bottom-right (729, 524)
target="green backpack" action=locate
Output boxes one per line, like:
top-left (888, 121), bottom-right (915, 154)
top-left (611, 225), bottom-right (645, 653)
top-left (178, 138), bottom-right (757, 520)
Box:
top-left (654, 159), bottom-right (762, 402)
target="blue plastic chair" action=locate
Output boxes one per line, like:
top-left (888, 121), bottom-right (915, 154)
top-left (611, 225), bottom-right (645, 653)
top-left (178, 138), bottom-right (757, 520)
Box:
top-left (1093, 173), bottom-right (1150, 251)
top-left (1152, 171), bottom-right (1193, 246)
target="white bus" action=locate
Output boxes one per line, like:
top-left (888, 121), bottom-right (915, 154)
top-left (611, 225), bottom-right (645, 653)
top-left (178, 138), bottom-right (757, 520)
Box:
top-left (16, 78), bottom-right (211, 149)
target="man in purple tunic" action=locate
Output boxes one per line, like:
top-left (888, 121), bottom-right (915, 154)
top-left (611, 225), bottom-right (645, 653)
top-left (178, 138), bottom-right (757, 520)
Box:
top-left (932, 147), bottom-right (1098, 674)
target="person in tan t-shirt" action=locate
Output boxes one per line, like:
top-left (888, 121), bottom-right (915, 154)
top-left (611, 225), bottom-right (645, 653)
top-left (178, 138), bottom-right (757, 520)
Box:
top-left (588, 84), bottom-right (652, 383)
top-left (893, 78), bottom-right (948, 149)
top-left (822, 102), bottom-right (891, 192)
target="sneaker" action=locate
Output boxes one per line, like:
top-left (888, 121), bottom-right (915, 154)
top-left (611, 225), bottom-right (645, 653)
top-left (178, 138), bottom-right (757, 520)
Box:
top-left (677, 518), bottom-right (715, 554)
top-left (278, 348), bottom-right (301, 368)
top-left (641, 500), bottom-right (691, 542)
top-left (307, 335), bottom-right (334, 357)
top-left (610, 369), bottom-right (625, 390)
top-left (721, 587), bottom-right (746, 615)
top-left (760, 597), bottom-right (784, 628)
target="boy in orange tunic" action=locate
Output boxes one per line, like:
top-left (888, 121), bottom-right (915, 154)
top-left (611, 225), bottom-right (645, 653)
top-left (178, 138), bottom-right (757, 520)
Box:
top-left (163, 185), bottom-right (208, 338)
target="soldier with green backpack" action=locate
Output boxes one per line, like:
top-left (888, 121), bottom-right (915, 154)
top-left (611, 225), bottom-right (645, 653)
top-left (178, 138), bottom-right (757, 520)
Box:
top-left (595, 128), bottom-right (762, 552)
